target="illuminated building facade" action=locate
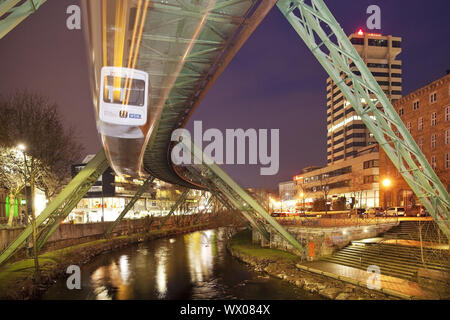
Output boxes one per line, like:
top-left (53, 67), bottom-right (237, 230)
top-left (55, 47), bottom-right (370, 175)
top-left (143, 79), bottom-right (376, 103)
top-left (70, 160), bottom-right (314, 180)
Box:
top-left (296, 145), bottom-right (380, 210)
top-left (327, 29), bottom-right (402, 164)
top-left (379, 72), bottom-right (450, 209)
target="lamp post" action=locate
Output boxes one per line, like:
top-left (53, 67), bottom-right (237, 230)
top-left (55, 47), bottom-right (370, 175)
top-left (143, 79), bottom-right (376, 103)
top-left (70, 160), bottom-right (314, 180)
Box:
top-left (300, 192), bottom-right (305, 213)
top-left (17, 144), bottom-right (28, 224)
top-left (17, 144), bottom-right (40, 280)
top-left (382, 177), bottom-right (392, 212)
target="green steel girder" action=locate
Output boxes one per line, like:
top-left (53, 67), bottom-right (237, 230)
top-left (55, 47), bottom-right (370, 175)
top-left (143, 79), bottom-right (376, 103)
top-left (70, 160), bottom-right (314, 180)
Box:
top-left (184, 164), bottom-right (269, 239)
top-left (36, 188), bottom-right (87, 251)
top-left (212, 190), bottom-right (251, 228)
top-left (181, 140), bottom-right (305, 254)
top-left (148, 0), bottom-right (245, 24)
top-left (0, 0), bottom-right (47, 39)
top-left (277, 0), bottom-right (450, 239)
top-left (158, 188), bottom-right (190, 229)
top-left (0, 150), bottom-right (108, 267)
top-left (141, 34), bottom-right (224, 46)
top-left (104, 175), bottom-right (155, 238)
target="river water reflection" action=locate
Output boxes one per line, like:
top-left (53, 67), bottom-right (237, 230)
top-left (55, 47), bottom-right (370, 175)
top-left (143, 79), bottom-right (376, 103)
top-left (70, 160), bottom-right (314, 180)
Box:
top-left (43, 228), bottom-right (321, 300)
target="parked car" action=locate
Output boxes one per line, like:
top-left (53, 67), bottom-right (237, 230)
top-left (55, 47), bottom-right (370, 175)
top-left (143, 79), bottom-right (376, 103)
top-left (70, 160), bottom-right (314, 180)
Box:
top-left (271, 212), bottom-right (287, 217)
top-left (365, 207), bottom-right (382, 216)
top-left (271, 212), bottom-right (281, 217)
top-left (385, 207), bottom-right (406, 217)
top-left (417, 207), bottom-right (430, 217)
top-left (351, 208), bottom-right (366, 217)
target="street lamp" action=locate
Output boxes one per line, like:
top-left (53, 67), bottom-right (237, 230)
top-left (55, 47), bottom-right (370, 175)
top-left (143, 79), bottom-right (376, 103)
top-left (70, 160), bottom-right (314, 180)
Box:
top-left (382, 178), bottom-right (392, 188)
top-left (382, 178), bottom-right (392, 210)
top-left (17, 144), bottom-right (28, 224)
top-left (299, 192), bottom-right (305, 213)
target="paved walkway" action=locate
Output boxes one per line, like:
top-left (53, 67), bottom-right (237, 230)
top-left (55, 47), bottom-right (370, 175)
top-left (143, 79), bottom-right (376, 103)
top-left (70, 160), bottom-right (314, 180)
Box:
top-left (298, 260), bottom-right (440, 299)
top-left (354, 237), bottom-right (449, 250)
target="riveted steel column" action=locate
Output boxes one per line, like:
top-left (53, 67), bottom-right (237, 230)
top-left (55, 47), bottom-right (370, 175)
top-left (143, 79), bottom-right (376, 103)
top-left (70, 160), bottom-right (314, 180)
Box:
top-left (0, 0), bottom-right (47, 39)
top-left (158, 189), bottom-right (190, 229)
top-left (181, 140), bottom-right (305, 254)
top-left (0, 150), bottom-right (108, 266)
top-left (277, 0), bottom-right (449, 238)
top-left (104, 175), bottom-right (155, 237)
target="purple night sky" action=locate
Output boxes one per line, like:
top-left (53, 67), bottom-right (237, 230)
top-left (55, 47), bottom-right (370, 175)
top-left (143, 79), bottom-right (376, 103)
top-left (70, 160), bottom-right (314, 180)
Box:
top-left (1, 0), bottom-right (449, 190)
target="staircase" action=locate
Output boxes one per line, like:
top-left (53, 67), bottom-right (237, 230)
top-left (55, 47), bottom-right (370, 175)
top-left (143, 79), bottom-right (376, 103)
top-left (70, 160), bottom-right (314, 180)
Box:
top-left (322, 221), bottom-right (450, 282)
top-left (381, 221), bottom-right (446, 243)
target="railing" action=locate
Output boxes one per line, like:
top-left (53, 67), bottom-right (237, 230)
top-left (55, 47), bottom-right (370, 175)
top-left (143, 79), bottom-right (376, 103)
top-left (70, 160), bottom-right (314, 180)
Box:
top-left (274, 214), bottom-right (398, 228)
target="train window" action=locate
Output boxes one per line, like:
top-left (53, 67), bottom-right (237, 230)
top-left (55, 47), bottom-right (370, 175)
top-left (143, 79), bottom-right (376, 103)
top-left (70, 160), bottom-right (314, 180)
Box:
top-left (103, 76), bottom-right (145, 107)
top-left (99, 66), bottom-right (149, 126)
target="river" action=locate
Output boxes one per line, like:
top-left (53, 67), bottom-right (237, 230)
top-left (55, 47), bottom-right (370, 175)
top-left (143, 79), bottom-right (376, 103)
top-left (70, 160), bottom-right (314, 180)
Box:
top-left (42, 228), bottom-right (321, 300)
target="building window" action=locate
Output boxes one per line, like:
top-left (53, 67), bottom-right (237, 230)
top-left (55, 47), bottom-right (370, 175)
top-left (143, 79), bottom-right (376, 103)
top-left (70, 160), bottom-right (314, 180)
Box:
top-left (418, 137), bottom-right (424, 151)
top-left (413, 100), bottom-right (420, 110)
top-left (406, 122), bottom-right (411, 133)
top-left (446, 153), bottom-right (450, 169)
top-left (363, 175), bottom-right (379, 184)
top-left (398, 108), bottom-right (404, 116)
top-left (363, 159), bottom-right (379, 169)
top-left (431, 156), bottom-right (437, 169)
top-left (431, 112), bottom-right (437, 126)
top-left (446, 106), bottom-right (450, 122)
top-left (431, 134), bottom-right (436, 149)
top-left (446, 130), bottom-right (450, 145)
top-left (418, 117), bottom-right (423, 131)
top-left (430, 92), bottom-right (437, 104)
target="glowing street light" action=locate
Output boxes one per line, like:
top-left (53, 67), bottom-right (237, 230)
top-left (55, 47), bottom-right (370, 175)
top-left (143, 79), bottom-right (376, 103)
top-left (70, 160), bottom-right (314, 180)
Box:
top-left (382, 178), bottom-right (392, 211)
top-left (382, 178), bottom-right (392, 188)
top-left (299, 192), bottom-right (305, 213)
top-left (17, 144), bottom-right (26, 151)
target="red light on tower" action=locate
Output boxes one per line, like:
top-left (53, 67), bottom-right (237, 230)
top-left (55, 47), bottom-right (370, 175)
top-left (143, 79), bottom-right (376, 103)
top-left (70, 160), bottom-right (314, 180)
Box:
top-left (357, 28), bottom-right (365, 36)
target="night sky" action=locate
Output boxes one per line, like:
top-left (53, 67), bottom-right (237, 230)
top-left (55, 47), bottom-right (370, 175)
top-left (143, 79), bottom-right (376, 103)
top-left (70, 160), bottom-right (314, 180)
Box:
top-left (1, 0), bottom-right (449, 190)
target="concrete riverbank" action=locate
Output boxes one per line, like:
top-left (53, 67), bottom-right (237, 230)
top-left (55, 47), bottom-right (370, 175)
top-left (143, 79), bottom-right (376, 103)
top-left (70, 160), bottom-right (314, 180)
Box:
top-left (227, 230), bottom-right (397, 300)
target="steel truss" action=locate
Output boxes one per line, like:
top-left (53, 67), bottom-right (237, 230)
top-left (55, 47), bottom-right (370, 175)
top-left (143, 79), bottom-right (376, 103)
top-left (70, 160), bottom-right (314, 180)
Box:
top-left (212, 189), bottom-right (252, 228)
top-left (0, 151), bottom-right (108, 266)
top-left (158, 188), bottom-right (190, 230)
top-left (277, 0), bottom-right (449, 238)
top-left (178, 139), bottom-right (305, 255)
top-left (104, 175), bottom-right (155, 238)
top-left (0, 0), bottom-right (47, 39)
top-left (184, 165), bottom-right (267, 237)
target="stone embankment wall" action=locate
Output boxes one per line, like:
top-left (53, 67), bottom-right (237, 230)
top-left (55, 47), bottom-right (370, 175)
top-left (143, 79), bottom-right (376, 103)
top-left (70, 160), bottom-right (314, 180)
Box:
top-left (227, 231), bottom-right (394, 300)
top-left (252, 222), bottom-right (398, 260)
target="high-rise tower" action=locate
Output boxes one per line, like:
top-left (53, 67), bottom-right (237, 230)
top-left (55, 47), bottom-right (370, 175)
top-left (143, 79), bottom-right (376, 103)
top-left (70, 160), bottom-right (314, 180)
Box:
top-left (326, 29), bottom-right (402, 164)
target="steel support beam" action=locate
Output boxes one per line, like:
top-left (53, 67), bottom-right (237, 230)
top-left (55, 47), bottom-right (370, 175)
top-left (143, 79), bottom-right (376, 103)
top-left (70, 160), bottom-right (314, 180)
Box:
top-left (180, 140), bottom-right (304, 254)
top-left (104, 175), bottom-right (155, 238)
top-left (0, 150), bottom-right (108, 266)
top-left (277, 0), bottom-right (449, 238)
top-left (184, 165), bottom-right (266, 236)
top-left (158, 189), bottom-right (190, 229)
top-left (0, 0), bottom-right (47, 39)
top-left (36, 190), bottom-right (86, 251)
top-left (212, 190), bottom-right (252, 229)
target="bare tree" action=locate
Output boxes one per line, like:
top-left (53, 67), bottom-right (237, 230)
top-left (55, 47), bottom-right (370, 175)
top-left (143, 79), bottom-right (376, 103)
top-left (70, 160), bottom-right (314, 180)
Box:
top-left (0, 91), bottom-right (83, 199)
top-left (318, 173), bottom-right (332, 216)
top-left (0, 91), bottom-right (84, 281)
